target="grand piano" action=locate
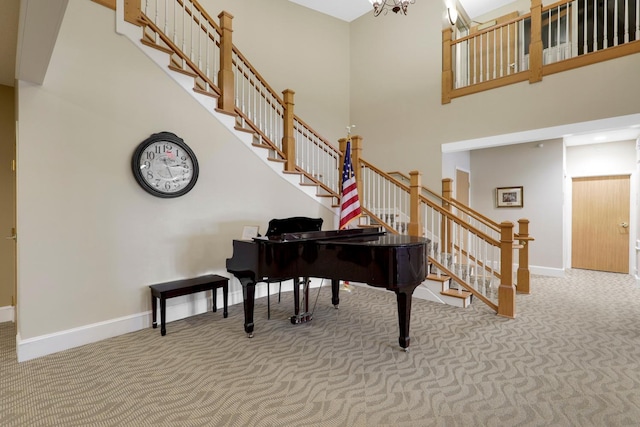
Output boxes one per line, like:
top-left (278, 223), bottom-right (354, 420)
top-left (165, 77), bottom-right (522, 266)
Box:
top-left (226, 227), bottom-right (429, 350)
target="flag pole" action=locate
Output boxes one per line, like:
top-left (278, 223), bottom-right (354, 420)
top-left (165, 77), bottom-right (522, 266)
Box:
top-left (339, 126), bottom-right (362, 230)
top-left (340, 125), bottom-right (360, 293)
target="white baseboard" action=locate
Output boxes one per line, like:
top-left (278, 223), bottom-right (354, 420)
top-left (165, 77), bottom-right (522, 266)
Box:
top-left (530, 265), bottom-right (565, 277)
top-left (14, 279), bottom-right (318, 363)
top-left (0, 305), bottom-right (15, 323)
top-left (17, 311), bottom-right (151, 362)
top-left (16, 287), bottom-right (246, 363)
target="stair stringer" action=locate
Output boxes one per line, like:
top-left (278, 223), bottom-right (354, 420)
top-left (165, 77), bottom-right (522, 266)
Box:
top-left (415, 277), bottom-right (471, 308)
top-left (114, 3), bottom-right (338, 213)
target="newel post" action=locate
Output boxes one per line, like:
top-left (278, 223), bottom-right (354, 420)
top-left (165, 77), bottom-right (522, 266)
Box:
top-left (498, 221), bottom-right (516, 318)
top-left (442, 28), bottom-right (453, 104)
top-left (282, 90), bottom-right (296, 172)
top-left (529, 0), bottom-right (543, 83)
top-left (517, 219), bottom-right (531, 294)
top-left (124, 0), bottom-right (142, 25)
top-left (408, 171), bottom-right (423, 237)
top-left (218, 11), bottom-right (235, 114)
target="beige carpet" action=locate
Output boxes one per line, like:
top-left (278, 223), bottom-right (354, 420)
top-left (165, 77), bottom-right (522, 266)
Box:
top-left (1, 269), bottom-right (640, 426)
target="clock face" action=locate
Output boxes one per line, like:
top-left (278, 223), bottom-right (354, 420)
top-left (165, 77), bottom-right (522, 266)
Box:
top-left (132, 132), bottom-right (199, 198)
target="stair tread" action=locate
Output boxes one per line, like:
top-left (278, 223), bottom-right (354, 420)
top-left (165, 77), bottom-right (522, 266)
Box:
top-left (140, 38), bottom-right (173, 55)
top-left (168, 63), bottom-right (198, 78)
top-left (193, 87), bottom-right (218, 98)
top-left (441, 289), bottom-right (472, 298)
top-left (427, 273), bottom-right (450, 282)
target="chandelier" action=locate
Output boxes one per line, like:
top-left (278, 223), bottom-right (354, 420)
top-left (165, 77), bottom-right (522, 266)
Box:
top-left (369, 0), bottom-right (415, 17)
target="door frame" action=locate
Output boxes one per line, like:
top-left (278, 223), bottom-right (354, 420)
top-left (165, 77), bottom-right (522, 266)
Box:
top-left (564, 171), bottom-right (637, 276)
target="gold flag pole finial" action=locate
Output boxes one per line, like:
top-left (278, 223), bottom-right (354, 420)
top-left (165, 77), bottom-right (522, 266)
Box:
top-left (346, 125), bottom-right (355, 137)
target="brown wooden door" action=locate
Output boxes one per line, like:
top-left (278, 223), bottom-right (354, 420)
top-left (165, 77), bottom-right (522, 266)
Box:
top-left (571, 175), bottom-right (630, 273)
top-left (455, 169), bottom-right (470, 206)
top-left (0, 88), bottom-right (16, 316)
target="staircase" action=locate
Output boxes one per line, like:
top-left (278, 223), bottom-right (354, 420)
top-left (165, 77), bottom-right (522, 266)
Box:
top-left (112, 0), bottom-right (532, 318)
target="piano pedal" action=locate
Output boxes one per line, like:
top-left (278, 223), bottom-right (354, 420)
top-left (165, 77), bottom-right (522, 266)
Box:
top-left (290, 313), bottom-right (313, 324)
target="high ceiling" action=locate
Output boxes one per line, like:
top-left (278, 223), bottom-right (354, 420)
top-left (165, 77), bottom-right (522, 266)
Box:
top-left (2, 0), bottom-right (638, 145)
top-left (288, 0), bottom-right (516, 22)
top-left (0, 0), bottom-right (513, 88)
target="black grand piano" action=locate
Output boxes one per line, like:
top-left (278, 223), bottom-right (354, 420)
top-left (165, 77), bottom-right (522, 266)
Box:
top-left (226, 224), bottom-right (429, 350)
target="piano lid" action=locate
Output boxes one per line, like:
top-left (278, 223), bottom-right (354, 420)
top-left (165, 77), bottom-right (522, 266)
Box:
top-left (253, 227), bottom-right (385, 243)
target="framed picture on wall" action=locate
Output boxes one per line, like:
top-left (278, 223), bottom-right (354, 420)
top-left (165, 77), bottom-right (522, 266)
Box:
top-left (496, 186), bottom-right (523, 208)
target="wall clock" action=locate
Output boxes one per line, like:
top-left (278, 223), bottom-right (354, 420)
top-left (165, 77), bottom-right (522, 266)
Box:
top-left (131, 132), bottom-right (199, 198)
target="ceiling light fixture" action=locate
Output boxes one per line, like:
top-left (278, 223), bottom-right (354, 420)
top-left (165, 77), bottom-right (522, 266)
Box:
top-left (447, 7), bottom-right (458, 25)
top-left (369, 0), bottom-right (415, 17)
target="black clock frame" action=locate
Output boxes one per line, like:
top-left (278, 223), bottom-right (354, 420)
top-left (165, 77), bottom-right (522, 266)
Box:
top-left (131, 131), bottom-right (199, 198)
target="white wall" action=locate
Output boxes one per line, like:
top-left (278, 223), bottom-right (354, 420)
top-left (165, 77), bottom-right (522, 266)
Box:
top-left (442, 151), bottom-right (470, 197)
top-left (470, 139), bottom-right (564, 274)
top-left (15, 0), bottom-right (335, 357)
top-left (349, 1), bottom-right (640, 189)
top-left (200, 0), bottom-right (351, 146)
top-left (566, 140), bottom-right (636, 176)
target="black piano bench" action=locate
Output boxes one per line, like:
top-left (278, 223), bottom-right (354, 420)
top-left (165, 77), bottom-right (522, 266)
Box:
top-left (149, 274), bottom-right (229, 336)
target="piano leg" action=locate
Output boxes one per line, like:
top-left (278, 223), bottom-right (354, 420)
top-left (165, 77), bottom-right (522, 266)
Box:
top-left (241, 279), bottom-right (255, 338)
top-left (331, 279), bottom-right (340, 308)
top-left (293, 278), bottom-right (300, 317)
top-left (396, 290), bottom-right (412, 351)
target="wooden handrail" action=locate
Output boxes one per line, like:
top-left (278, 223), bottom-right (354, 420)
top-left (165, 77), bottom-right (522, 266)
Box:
top-left (182, 0), bottom-right (222, 34)
top-left (139, 15), bottom-right (221, 98)
top-left (231, 46), bottom-right (285, 109)
top-left (294, 115), bottom-right (341, 156)
top-left (541, 0), bottom-right (572, 12)
top-left (359, 159), bottom-right (411, 192)
top-left (451, 12), bottom-right (531, 46)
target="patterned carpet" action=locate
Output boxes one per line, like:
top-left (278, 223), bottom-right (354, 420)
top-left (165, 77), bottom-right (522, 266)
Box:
top-left (1, 269), bottom-right (640, 426)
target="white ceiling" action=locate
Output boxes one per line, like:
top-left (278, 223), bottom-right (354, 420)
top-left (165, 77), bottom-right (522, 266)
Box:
top-left (288, 0), bottom-right (516, 22)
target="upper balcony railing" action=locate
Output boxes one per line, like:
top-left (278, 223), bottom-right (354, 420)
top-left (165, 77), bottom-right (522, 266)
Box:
top-left (443, 0), bottom-right (640, 103)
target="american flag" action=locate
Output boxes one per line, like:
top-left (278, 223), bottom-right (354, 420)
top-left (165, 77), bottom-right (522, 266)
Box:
top-left (339, 139), bottom-right (361, 229)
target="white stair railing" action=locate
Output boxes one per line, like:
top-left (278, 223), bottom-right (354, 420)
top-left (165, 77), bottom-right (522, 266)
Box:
top-left (294, 118), bottom-right (341, 195)
top-left (142, 0), bottom-right (221, 93)
top-left (360, 160), bottom-right (411, 235)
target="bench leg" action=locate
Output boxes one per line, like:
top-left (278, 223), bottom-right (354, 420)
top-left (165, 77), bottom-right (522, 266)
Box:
top-left (223, 283), bottom-right (228, 318)
top-left (212, 288), bottom-right (217, 313)
top-left (160, 297), bottom-right (167, 336)
top-left (152, 295), bottom-right (158, 329)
